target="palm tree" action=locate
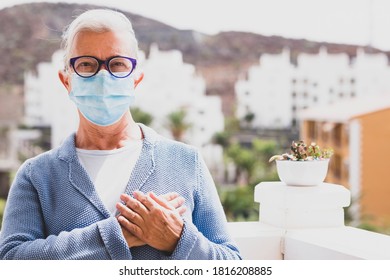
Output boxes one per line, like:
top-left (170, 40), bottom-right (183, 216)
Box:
top-left (130, 107), bottom-right (153, 126)
top-left (166, 109), bottom-right (192, 142)
top-left (243, 111), bottom-right (255, 129)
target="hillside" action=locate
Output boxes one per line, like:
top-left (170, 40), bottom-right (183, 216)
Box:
top-left (0, 2), bottom-right (387, 116)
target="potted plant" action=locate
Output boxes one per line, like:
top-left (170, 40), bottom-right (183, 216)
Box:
top-left (269, 140), bottom-right (334, 186)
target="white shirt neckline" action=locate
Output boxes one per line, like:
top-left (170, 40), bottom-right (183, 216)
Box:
top-left (76, 139), bottom-right (143, 215)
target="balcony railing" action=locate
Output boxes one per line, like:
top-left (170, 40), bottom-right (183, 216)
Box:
top-left (228, 182), bottom-right (390, 259)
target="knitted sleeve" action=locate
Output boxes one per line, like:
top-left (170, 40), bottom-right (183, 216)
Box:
top-left (164, 150), bottom-right (242, 260)
top-left (0, 161), bottom-right (131, 260)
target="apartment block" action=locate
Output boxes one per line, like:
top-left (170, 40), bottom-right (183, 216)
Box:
top-left (300, 95), bottom-right (390, 227)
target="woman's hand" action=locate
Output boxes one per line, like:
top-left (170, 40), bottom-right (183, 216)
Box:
top-left (117, 191), bottom-right (186, 250)
top-left (116, 191), bottom-right (184, 253)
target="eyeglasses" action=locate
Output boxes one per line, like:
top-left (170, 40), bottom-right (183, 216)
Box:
top-left (69, 55), bottom-right (137, 78)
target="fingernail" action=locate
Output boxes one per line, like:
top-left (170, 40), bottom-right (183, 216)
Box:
top-left (134, 191), bottom-right (144, 197)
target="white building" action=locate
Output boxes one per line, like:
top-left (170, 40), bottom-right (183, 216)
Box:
top-left (24, 50), bottom-right (78, 148)
top-left (235, 48), bottom-right (294, 129)
top-left (135, 44), bottom-right (224, 148)
top-left (235, 47), bottom-right (390, 129)
top-left (353, 48), bottom-right (390, 99)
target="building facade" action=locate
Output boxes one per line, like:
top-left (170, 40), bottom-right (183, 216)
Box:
top-left (300, 95), bottom-right (390, 227)
top-left (135, 44), bottom-right (224, 149)
top-left (235, 47), bottom-right (390, 130)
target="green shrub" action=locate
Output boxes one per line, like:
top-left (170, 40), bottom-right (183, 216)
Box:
top-left (218, 185), bottom-right (259, 222)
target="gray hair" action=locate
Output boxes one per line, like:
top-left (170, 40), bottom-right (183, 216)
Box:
top-left (61, 9), bottom-right (139, 69)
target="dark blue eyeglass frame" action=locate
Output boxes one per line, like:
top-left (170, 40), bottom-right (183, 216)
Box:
top-left (69, 55), bottom-right (137, 78)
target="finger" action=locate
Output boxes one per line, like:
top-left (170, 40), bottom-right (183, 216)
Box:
top-left (133, 191), bottom-right (157, 211)
top-left (161, 192), bottom-right (180, 202)
top-left (116, 202), bottom-right (144, 226)
top-left (120, 193), bottom-right (149, 217)
top-left (168, 196), bottom-right (185, 209)
top-left (117, 215), bottom-right (143, 239)
top-left (157, 192), bottom-right (186, 211)
top-left (149, 191), bottom-right (173, 210)
top-left (120, 225), bottom-right (146, 248)
top-left (177, 205), bottom-right (187, 216)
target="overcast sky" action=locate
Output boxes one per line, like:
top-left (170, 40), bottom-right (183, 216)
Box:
top-left (2, 0), bottom-right (390, 50)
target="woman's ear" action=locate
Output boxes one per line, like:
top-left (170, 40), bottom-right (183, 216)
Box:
top-left (134, 72), bottom-right (144, 88)
top-left (58, 70), bottom-right (71, 93)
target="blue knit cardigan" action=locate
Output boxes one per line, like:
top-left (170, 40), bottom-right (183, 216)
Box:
top-left (0, 124), bottom-right (241, 260)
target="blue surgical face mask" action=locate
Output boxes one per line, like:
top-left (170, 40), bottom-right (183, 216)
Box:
top-left (69, 71), bottom-right (135, 126)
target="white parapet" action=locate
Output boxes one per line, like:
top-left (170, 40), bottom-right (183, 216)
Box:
top-left (227, 182), bottom-right (390, 259)
top-left (255, 182), bottom-right (351, 229)
top-left (227, 221), bottom-right (284, 260)
top-left (284, 226), bottom-right (390, 260)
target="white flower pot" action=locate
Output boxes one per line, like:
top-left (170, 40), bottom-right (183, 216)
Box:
top-left (275, 159), bottom-right (330, 186)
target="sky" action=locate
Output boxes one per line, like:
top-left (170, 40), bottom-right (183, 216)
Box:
top-left (2, 0), bottom-right (390, 50)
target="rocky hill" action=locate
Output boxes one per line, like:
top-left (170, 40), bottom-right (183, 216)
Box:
top-left (0, 2), bottom-right (387, 116)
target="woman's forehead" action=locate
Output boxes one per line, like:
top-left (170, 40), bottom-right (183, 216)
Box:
top-left (71, 30), bottom-right (135, 58)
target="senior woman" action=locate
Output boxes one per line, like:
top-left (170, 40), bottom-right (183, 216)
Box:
top-left (0, 9), bottom-right (241, 260)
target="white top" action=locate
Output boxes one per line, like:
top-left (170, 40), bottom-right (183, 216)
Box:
top-left (76, 140), bottom-right (143, 215)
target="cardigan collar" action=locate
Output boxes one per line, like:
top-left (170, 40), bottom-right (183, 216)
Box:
top-left (56, 123), bottom-right (160, 217)
top-left (57, 123), bottom-right (159, 163)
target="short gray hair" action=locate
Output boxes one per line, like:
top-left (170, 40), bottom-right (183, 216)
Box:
top-left (61, 9), bottom-right (139, 68)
